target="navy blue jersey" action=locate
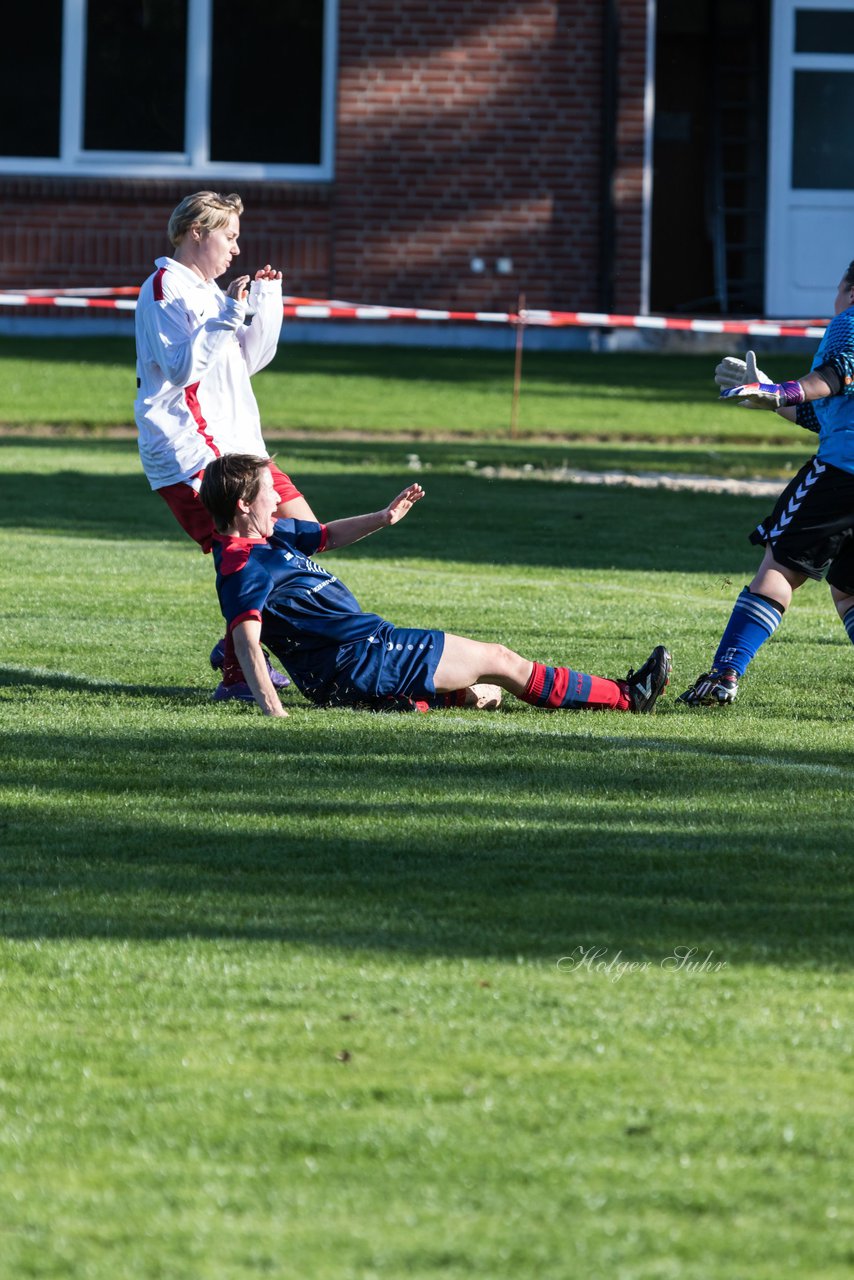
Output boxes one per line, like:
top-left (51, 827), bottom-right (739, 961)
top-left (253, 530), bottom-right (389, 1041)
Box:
top-left (212, 519), bottom-right (387, 660)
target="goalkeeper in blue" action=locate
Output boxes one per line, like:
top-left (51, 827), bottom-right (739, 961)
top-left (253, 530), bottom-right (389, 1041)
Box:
top-left (199, 453), bottom-right (671, 718)
top-left (679, 262), bottom-right (854, 707)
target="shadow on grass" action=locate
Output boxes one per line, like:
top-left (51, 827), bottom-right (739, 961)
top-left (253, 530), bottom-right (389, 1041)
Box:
top-left (1, 714), bottom-right (851, 965)
top-left (0, 458), bottom-right (765, 576)
top-left (0, 338), bottom-right (726, 394)
top-left (0, 665), bottom-right (201, 700)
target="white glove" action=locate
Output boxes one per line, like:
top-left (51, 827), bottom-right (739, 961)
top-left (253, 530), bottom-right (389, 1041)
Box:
top-left (714, 351), bottom-right (770, 407)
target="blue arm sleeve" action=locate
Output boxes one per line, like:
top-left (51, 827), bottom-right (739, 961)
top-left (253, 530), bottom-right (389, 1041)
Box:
top-left (218, 559), bottom-right (273, 628)
top-left (812, 310), bottom-right (854, 395)
top-left (795, 402), bottom-right (821, 433)
top-left (269, 519), bottom-right (325, 557)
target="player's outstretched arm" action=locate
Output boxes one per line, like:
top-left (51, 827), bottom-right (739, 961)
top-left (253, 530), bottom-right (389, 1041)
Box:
top-left (324, 483), bottom-right (425, 550)
top-left (714, 350), bottom-right (769, 391)
top-left (720, 358), bottom-right (836, 410)
top-left (715, 350), bottom-right (799, 419)
top-left (232, 619), bottom-right (288, 718)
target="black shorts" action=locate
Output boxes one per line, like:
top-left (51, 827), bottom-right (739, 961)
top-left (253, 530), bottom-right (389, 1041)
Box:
top-left (750, 456), bottom-right (854, 592)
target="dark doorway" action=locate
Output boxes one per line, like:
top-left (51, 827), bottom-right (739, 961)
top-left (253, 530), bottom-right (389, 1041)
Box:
top-left (650, 0), bottom-right (770, 314)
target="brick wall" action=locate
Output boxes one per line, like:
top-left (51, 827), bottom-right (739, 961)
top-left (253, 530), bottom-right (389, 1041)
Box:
top-left (0, 178), bottom-right (333, 297)
top-left (0, 1), bottom-right (650, 316)
top-left (334, 0), bottom-right (606, 311)
top-left (612, 0), bottom-right (649, 312)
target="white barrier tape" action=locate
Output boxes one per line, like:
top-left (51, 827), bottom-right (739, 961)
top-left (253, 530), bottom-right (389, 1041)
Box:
top-left (0, 287), bottom-right (830, 339)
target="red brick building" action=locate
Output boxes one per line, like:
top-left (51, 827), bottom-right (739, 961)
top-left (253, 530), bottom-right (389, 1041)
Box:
top-left (0, 0), bottom-right (652, 318)
top-left (2, 1), bottom-right (849, 320)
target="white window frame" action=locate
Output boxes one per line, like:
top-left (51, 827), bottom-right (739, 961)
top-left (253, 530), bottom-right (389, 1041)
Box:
top-left (0, 0), bottom-right (338, 180)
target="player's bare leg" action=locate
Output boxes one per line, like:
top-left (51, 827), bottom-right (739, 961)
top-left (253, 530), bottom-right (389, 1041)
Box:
top-left (831, 584), bottom-right (854, 620)
top-left (433, 634), bottom-right (670, 713)
top-left (749, 546), bottom-right (807, 608)
top-left (434, 635), bottom-right (533, 697)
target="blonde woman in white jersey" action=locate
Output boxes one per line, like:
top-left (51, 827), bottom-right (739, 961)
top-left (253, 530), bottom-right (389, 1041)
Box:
top-left (134, 190), bottom-right (315, 700)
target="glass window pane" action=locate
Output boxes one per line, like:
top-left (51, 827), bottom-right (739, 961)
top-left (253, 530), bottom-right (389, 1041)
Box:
top-left (210, 0), bottom-right (324, 165)
top-left (795, 9), bottom-right (854, 54)
top-left (84, 0), bottom-right (187, 152)
top-left (793, 70), bottom-right (854, 188)
top-left (0, 3), bottom-right (62, 156)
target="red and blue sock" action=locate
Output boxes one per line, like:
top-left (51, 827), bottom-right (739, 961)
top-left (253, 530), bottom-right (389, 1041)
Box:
top-left (521, 663), bottom-right (629, 711)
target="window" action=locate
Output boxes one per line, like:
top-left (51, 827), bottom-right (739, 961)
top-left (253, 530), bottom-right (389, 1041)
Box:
top-left (0, 3), bottom-right (63, 157)
top-left (84, 0), bottom-right (188, 154)
top-left (795, 9), bottom-right (854, 54)
top-left (0, 0), bottom-right (336, 179)
top-left (792, 69), bottom-right (854, 189)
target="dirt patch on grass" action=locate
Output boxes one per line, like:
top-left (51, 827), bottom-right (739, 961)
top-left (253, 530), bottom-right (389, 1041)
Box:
top-left (470, 462), bottom-right (782, 497)
top-left (0, 423), bottom-right (794, 447)
top-left (0, 424), bottom-right (786, 495)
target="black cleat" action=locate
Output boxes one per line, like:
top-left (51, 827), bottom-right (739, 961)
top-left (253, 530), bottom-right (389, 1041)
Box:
top-left (676, 668), bottom-right (739, 707)
top-left (624, 645), bottom-right (672, 713)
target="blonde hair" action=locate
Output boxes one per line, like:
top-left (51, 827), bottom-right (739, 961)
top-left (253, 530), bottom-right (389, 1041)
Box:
top-left (167, 191), bottom-right (244, 247)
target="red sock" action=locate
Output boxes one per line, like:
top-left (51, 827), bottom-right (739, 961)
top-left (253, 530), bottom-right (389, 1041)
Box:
top-left (522, 662), bottom-right (629, 710)
top-left (441, 690), bottom-right (468, 707)
top-left (221, 632), bottom-right (246, 686)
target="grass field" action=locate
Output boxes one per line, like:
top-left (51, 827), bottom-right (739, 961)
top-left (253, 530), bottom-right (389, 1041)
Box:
top-left (1, 344), bottom-right (852, 1278)
top-left (0, 335), bottom-right (815, 444)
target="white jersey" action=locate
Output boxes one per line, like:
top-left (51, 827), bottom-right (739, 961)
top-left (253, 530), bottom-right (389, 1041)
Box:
top-left (133, 256), bottom-right (283, 489)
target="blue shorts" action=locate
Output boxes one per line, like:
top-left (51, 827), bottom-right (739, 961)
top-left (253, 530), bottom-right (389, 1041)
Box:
top-left (287, 623), bottom-right (446, 708)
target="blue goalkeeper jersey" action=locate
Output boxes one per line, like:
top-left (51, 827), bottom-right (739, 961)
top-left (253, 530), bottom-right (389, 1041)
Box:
top-left (211, 519), bottom-right (387, 659)
top-left (798, 304), bottom-right (854, 472)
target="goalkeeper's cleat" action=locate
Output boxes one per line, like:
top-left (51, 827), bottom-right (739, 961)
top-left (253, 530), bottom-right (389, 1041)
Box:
top-left (210, 636), bottom-right (290, 689)
top-left (676, 668), bottom-right (739, 707)
top-left (623, 645), bottom-right (671, 713)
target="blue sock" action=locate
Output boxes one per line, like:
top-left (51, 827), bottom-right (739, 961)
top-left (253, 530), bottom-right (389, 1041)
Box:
top-left (843, 606), bottom-right (854, 646)
top-left (712, 587), bottom-right (784, 677)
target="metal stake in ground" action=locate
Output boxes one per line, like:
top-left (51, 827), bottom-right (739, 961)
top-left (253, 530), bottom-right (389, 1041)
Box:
top-left (510, 293), bottom-right (526, 439)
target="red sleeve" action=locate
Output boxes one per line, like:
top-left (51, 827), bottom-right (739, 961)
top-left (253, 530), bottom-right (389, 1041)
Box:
top-left (228, 609), bottom-right (263, 634)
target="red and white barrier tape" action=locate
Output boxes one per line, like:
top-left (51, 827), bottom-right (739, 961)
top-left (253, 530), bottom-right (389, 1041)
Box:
top-left (0, 286), bottom-right (830, 339)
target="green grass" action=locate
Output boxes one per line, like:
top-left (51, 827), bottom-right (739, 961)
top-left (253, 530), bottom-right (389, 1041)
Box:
top-left (0, 336), bottom-right (812, 441)
top-left (1, 371), bottom-right (853, 1277)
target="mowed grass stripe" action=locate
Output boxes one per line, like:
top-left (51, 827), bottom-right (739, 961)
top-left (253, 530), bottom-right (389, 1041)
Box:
top-left (1, 375), bottom-right (852, 1277)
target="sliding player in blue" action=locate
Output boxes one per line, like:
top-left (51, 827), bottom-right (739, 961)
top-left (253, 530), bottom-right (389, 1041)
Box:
top-left (199, 453), bottom-right (671, 719)
top-left (679, 261), bottom-right (854, 707)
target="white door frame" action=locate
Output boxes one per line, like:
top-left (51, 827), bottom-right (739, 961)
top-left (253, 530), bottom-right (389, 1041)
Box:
top-left (766, 0), bottom-right (854, 316)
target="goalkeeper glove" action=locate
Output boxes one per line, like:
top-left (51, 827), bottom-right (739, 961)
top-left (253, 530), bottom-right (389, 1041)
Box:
top-left (714, 351), bottom-right (772, 408)
top-left (719, 379), bottom-right (805, 409)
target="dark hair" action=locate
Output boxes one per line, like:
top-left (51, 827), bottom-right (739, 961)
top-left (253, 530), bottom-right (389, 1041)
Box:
top-left (846, 261), bottom-right (854, 289)
top-left (199, 454), bottom-right (272, 532)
